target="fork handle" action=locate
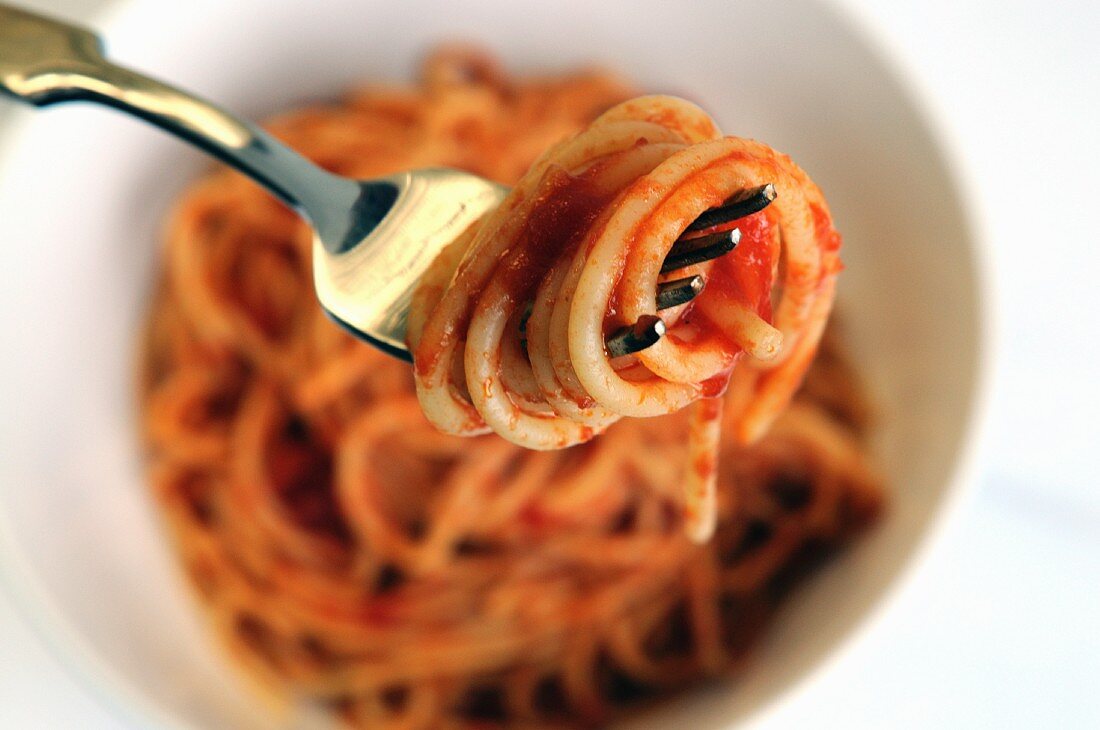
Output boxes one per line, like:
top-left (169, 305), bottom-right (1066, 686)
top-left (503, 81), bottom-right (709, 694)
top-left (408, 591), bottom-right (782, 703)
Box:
top-left (0, 3), bottom-right (358, 219)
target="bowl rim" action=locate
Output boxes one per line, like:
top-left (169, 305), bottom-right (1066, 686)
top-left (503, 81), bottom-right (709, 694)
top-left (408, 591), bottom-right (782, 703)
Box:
top-left (0, 0), bottom-right (998, 727)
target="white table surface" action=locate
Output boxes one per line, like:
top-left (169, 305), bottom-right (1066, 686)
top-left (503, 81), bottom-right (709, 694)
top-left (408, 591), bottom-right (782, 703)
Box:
top-left (2, 0), bottom-right (1098, 727)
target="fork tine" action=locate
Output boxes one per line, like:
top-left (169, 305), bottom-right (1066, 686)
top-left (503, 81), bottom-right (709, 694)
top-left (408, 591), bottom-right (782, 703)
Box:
top-left (656, 275), bottom-right (705, 310)
top-left (661, 228), bottom-right (741, 273)
top-left (606, 315), bottom-right (665, 358)
top-left (654, 183), bottom-right (775, 274)
top-left (682, 183), bottom-right (777, 236)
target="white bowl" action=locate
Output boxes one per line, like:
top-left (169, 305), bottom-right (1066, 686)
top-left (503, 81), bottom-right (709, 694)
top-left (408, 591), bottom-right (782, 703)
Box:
top-left (0, 0), bottom-right (991, 727)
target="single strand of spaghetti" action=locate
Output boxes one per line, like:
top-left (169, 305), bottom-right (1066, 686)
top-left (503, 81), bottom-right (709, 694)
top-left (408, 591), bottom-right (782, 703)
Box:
top-left (732, 274), bottom-right (836, 443)
top-left (588, 95), bottom-right (721, 144)
top-left (693, 294), bottom-right (783, 362)
top-left (683, 397), bottom-right (723, 542)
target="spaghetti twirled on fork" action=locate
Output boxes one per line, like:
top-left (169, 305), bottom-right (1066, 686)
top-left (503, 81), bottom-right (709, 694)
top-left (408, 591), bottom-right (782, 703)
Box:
top-left (409, 95), bottom-right (841, 541)
top-left (141, 48), bottom-right (882, 729)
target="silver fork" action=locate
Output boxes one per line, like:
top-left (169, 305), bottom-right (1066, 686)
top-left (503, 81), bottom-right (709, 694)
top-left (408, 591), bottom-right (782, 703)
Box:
top-left (0, 4), bottom-right (775, 362)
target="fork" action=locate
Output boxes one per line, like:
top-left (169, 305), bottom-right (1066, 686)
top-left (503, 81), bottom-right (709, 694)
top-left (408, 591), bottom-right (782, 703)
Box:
top-left (0, 4), bottom-right (775, 361)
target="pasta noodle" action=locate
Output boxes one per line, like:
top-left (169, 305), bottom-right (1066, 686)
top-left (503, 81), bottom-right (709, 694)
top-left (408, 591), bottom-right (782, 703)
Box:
top-left (140, 47), bottom-right (884, 729)
top-left (409, 95), bottom-right (840, 541)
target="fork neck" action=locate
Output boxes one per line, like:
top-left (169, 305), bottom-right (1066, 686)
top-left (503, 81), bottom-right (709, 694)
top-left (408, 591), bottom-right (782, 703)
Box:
top-left (31, 61), bottom-right (367, 234)
top-left (0, 5), bottom-right (376, 240)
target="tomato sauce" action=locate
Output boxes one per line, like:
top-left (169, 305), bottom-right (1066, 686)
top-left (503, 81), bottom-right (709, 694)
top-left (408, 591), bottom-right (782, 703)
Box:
top-left (678, 206), bottom-right (778, 350)
top-left (705, 207), bottom-right (777, 316)
top-left (491, 166), bottom-right (616, 312)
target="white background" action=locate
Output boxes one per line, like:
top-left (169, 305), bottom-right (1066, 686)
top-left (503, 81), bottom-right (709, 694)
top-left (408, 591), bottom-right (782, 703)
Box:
top-left (2, 0), bottom-right (1098, 727)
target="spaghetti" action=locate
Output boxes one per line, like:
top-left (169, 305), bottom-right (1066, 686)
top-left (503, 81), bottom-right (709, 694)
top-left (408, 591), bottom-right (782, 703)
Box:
top-left (140, 47), bottom-right (884, 729)
top-left (409, 95), bottom-right (840, 541)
